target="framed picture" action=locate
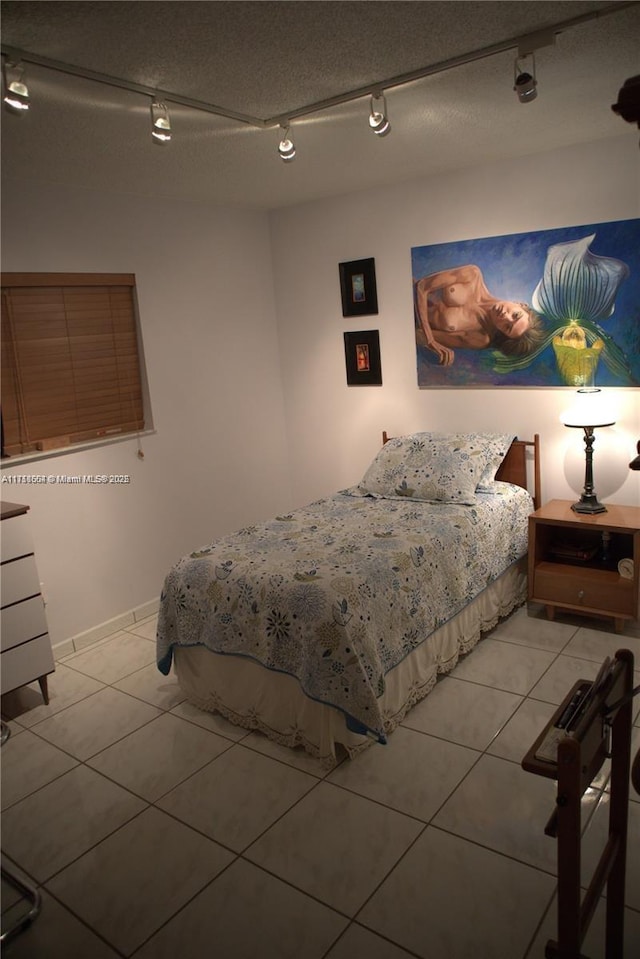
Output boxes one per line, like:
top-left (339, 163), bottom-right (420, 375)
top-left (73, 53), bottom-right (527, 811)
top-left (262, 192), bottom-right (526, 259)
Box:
top-left (344, 330), bottom-right (382, 386)
top-left (412, 218), bottom-right (639, 388)
top-left (339, 257), bottom-right (378, 317)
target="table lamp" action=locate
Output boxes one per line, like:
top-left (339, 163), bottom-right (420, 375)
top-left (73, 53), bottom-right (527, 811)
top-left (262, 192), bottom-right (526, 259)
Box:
top-left (560, 388), bottom-right (615, 514)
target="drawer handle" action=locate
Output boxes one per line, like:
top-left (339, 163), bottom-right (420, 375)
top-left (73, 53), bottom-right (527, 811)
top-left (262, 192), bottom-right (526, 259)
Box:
top-left (578, 589), bottom-right (585, 600)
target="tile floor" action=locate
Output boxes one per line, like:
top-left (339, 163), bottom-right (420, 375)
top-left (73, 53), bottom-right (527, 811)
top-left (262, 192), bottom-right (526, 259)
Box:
top-left (1, 604), bottom-right (639, 959)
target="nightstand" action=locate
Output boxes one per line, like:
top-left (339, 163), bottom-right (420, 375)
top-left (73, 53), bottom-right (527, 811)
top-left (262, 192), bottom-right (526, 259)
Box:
top-left (528, 499), bottom-right (640, 633)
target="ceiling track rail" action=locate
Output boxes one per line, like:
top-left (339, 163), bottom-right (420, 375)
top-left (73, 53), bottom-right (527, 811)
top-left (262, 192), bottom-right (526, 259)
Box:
top-left (1, 1), bottom-right (637, 130)
top-left (0, 46), bottom-right (261, 126)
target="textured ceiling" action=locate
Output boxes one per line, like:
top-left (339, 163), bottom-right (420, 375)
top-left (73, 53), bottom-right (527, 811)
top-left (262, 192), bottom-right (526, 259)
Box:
top-left (1, 1), bottom-right (638, 210)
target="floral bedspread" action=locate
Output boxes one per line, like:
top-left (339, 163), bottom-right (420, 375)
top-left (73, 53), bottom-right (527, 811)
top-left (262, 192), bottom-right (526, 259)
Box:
top-left (157, 484), bottom-right (532, 741)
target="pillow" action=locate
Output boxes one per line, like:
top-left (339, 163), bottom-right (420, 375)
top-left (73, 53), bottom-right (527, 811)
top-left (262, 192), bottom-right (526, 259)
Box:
top-left (475, 480), bottom-right (513, 496)
top-left (355, 432), bottom-right (500, 505)
top-left (476, 433), bottom-right (516, 491)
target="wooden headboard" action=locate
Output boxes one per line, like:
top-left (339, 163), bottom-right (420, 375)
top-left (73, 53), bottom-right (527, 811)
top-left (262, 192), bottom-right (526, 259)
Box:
top-left (381, 431), bottom-right (541, 511)
top-left (496, 436), bottom-right (541, 511)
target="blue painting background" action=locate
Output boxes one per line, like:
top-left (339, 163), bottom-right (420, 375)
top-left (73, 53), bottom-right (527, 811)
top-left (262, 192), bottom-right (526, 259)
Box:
top-left (412, 218), bottom-right (640, 387)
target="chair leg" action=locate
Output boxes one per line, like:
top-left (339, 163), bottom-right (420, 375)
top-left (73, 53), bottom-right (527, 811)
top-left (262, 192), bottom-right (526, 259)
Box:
top-left (0, 865), bottom-right (42, 944)
top-left (0, 720), bottom-right (42, 942)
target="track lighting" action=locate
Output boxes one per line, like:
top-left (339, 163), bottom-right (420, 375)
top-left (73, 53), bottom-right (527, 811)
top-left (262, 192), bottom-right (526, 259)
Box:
top-left (369, 93), bottom-right (390, 136)
top-left (3, 60), bottom-right (29, 112)
top-left (513, 54), bottom-right (537, 103)
top-left (278, 124), bottom-right (296, 162)
top-left (150, 99), bottom-right (171, 143)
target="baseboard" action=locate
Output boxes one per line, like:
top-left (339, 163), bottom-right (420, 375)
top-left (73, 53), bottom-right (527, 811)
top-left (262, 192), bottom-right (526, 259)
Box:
top-left (53, 597), bottom-right (160, 660)
top-left (132, 598), bottom-right (160, 623)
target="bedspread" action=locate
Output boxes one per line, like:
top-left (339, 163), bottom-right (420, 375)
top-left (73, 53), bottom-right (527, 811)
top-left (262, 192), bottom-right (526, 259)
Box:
top-left (157, 484), bottom-right (532, 741)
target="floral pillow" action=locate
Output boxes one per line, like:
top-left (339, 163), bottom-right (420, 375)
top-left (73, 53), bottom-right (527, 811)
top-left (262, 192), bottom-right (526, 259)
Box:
top-left (476, 433), bottom-right (516, 491)
top-left (353, 432), bottom-right (512, 505)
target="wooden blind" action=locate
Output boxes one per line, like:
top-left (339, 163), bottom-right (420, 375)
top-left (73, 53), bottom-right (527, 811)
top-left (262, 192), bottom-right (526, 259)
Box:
top-left (1, 273), bottom-right (145, 456)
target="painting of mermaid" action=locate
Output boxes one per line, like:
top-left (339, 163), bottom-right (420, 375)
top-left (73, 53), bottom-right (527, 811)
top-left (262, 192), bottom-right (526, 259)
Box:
top-left (413, 218), bottom-right (639, 388)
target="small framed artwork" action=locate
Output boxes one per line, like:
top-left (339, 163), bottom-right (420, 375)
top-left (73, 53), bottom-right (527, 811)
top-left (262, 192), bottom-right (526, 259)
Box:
top-left (344, 330), bottom-right (382, 386)
top-left (339, 257), bottom-right (378, 316)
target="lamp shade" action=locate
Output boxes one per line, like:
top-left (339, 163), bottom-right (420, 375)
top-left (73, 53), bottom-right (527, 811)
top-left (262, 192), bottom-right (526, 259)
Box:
top-left (560, 388), bottom-right (616, 429)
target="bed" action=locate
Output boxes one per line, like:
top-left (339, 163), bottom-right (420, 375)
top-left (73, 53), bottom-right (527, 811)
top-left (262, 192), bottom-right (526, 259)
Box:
top-left (157, 431), bottom-right (541, 767)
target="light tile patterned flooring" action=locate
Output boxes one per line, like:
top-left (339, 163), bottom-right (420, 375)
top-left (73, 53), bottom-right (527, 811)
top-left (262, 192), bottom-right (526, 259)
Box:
top-left (2, 605), bottom-right (640, 959)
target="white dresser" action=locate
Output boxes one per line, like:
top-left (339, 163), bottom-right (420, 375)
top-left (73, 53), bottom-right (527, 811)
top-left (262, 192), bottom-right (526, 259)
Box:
top-left (1, 502), bottom-right (54, 703)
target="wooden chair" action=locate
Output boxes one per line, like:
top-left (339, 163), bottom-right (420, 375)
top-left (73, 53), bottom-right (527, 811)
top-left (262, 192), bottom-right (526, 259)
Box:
top-left (522, 650), bottom-right (635, 958)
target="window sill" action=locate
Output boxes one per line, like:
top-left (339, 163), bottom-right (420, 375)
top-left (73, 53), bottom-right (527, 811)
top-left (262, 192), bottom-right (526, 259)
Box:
top-left (1, 429), bottom-right (156, 468)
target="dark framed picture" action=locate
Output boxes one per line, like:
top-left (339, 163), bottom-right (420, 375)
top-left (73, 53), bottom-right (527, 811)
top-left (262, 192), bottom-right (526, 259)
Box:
top-left (339, 257), bottom-right (378, 317)
top-left (344, 330), bottom-right (382, 386)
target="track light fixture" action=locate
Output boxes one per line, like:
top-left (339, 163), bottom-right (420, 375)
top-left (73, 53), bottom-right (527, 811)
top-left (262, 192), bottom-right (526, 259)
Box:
top-left (3, 59), bottom-right (29, 112)
top-left (150, 99), bottom-right (171, 143)
top-left (368, 93), bottom-right (390, 136)
top-left (7, 6), bottom-right (631, 147)
top-left (513, 54), bottom-right (538, 103)
top-left (278, 124), bottom-right (296, 162)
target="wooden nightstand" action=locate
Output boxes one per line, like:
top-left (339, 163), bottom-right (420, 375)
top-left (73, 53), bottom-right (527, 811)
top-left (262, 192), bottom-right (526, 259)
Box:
top-left (528, 499), bottom-right (640, 633)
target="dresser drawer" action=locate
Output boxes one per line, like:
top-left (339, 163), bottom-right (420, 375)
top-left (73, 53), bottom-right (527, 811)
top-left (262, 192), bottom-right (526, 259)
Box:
top-left (0, 595), bottom-right (48, 652)
top-left (533, 563), bottom-right (634, 616)
top-left (1, 634), bottom-right (54, 696)
top-left (1, 513), bottom-right (35, 562)
top-left (1, 555), bottom-right (40, 607)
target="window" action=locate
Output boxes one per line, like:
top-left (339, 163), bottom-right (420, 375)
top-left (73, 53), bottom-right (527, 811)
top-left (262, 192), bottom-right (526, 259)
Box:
top-left (1, 273), bottom-right (146, 457)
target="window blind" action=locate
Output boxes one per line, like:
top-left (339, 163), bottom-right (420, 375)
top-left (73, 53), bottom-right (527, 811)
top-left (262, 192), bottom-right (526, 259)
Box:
top-left (1, 273), bottom-right (145, 456)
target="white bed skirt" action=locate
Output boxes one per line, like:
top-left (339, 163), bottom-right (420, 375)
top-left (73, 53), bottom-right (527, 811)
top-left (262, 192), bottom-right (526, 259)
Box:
top-left (174, 560), bottom-right (527, 767)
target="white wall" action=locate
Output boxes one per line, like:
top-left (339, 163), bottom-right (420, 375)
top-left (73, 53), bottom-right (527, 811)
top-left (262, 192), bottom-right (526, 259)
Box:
top-left (2, 135), bottom-right (639, 647)
top-left (1, 185), bottom-right (291, 646)
top-left (269, 135), bottom-right (640, 510)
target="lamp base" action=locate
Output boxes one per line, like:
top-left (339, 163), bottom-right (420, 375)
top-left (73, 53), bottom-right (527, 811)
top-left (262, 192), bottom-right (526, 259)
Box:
top-left (571, 494), bottom-right (607, 514)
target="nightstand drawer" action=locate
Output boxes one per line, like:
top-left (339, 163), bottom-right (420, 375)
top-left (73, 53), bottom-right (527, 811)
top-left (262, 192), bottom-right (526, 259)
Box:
top-left (533, 563), bottom-right (634, 616)
top-left (1, 634), bottom-right (54, 696)
top-left (0, 595), bottom-right (48, 652)
top-left (0, 513), bottom-right (35, 562)
top-left (1, 555), bottom-right (40, 607)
